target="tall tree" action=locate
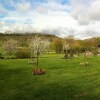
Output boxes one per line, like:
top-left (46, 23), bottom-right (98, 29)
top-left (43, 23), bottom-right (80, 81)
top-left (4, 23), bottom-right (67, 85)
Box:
top-left (28, 36), bottom-right (49, 68)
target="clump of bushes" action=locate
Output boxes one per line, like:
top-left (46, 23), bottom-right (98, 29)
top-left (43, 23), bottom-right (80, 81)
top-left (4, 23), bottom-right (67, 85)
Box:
top-left (16, 47), bottom-right (31, 58)
top-left (0, 53), bottom-right (4, 59)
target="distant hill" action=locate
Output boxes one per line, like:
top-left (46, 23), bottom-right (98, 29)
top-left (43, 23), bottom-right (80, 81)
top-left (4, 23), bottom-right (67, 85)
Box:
top-left (0, 32), bottom-right (58, 42)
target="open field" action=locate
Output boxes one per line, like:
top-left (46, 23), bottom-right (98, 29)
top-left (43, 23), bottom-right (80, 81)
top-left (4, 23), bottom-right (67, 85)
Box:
top-left (0, 54), bottom-right (100, 100)
top-left (0, 0), bottom-right (100, 100)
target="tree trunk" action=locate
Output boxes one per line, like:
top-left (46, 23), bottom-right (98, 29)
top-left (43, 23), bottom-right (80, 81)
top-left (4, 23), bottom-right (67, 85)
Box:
top-left (36, 51), bottom-right (39, 68)
top-left (9, 50), bottom-right (12, 59)
top-left (37, 56), bottom-right (38, 68)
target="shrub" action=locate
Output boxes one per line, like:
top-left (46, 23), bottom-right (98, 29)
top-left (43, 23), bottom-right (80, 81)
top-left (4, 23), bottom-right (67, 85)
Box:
top-left (0, 53), bottom-right (4, 59)
top-left (80, 62), bottom-right (89, 66)
top-left (32, 68), bottom-right (46, 75)
top-left (16, 47), bottom-right (31, 58)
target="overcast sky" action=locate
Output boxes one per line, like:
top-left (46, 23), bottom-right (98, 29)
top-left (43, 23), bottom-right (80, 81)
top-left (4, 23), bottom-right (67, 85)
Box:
top-left (0, 0), bottom-right (100, 39)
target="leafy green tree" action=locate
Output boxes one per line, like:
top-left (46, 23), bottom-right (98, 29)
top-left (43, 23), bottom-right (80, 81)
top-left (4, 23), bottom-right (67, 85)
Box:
top-left (52, 38), bottom-right (63, 54)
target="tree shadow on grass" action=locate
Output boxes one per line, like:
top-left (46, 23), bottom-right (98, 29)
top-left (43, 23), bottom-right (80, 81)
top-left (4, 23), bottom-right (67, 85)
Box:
top-left (0, 66), bottom-right (28, 80)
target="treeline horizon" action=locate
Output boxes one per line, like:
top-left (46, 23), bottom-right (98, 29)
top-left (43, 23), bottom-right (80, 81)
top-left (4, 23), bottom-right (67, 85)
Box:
top-left (0, 32), bottom-right (100, 40)
top-left (0, 32), bottom-right (100, 59)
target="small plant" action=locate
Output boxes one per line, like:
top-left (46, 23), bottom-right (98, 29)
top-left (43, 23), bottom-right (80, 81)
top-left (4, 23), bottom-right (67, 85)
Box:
top-left (80, 61), bottom-right (89, 66)
top-left (32, 68), bottom-right (45, 75)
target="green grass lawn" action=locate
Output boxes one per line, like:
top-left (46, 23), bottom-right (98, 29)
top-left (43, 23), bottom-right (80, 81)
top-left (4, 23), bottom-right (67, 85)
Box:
top-left (0, 55), bottom-right (100, 100)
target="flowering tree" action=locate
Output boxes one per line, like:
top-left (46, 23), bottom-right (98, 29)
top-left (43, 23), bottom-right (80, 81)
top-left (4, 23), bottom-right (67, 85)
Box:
top-left (3, 38), bottom-right (18, 58)
top-left (28, 36), bottom-right (49, 68)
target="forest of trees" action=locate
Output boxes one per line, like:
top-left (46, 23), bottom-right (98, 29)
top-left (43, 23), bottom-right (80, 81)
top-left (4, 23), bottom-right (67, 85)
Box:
top-left (0, 33), bottom-right (100, 59)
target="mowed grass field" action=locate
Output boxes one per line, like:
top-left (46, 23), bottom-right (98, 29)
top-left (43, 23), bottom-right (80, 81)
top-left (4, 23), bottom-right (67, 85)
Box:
top-left (0, 54), bottom-right (100, 100)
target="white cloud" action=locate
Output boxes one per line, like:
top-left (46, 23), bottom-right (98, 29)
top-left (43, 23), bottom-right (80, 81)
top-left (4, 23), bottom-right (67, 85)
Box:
top-left (11, 0), bottom-right (31, 12)
top-left (0, 0), bottom-right (100, 39)
top-left (17, 2), bottom-right (31, 12)
top-left (35, 1), bottom-right (71, 14)
top-left (78, 15), bottom-right (90, 25)
top-left (0, 4), bottom-right (7, 13)
top-left (89, 0), bottom-right (100, 20)
top-left (71, 0), bottom-right (100, 23)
